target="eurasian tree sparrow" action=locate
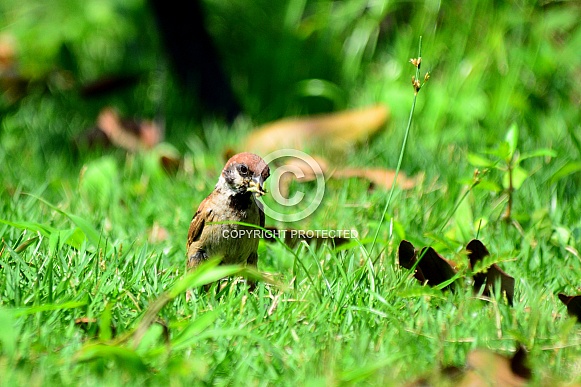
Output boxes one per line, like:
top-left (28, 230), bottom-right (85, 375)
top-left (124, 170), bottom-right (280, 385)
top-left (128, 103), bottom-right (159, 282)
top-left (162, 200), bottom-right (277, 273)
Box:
top-left (186, 152), bottom-right (270, 275)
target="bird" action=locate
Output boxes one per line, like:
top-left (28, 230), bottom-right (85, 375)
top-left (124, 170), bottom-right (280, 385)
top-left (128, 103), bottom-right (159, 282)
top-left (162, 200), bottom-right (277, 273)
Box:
top-left (186, 152), bottom-right (270, 277)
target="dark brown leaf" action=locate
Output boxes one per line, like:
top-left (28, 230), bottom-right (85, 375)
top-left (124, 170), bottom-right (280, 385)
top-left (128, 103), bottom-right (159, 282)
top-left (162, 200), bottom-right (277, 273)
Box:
top-left (511, 345), bottom-right (532, 380)
top-left (397, 241), bottom-right (457, 290)
top-left (77, 107), bottom-right (164, 152)
top-left (558, 293), bottom-right (581, 321)
top-left (397, 240), bottom-right (417, 270)
top-left (397, 240), bottom-right (426, 283)
top-left (467, 239), bottom-right (515, 306)
top-left (97, 108), bottom-right (162, 151)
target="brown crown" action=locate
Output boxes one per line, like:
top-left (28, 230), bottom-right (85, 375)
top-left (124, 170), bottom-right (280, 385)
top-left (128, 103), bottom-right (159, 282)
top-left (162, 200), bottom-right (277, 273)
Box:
top-left (223, 152), bottom-right (270, 179)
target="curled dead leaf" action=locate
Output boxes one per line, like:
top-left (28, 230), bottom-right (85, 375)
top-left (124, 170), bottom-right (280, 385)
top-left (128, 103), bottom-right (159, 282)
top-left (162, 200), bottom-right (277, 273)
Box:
top-left (244, 105), bottom-right (389, 155)
top-left (273, 155), bottom-right (419, 198)
top-left (97, 107), bottom-right (162, 151)
top-left (271, 156), bottom-right (327, 198)
top-left (397, 240), bottom-right (457, 290)
top-left (332, 167), bottom-right (421, 191)
top-left (558, 293), bottom-right (581, 321)
top-left (459, 346), bottom-right (531, 387)
top-left (467, 239), bottom-right (515, 306)
top-left (406, 345), bottom-right (531, 387)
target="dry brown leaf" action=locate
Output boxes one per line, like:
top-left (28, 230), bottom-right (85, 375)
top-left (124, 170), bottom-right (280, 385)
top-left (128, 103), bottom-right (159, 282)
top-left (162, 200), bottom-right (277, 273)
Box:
top-left (148, 222), bottom-right (169, 244)
top-left (333, 167), bottom-right (420, 190)
top-left (244, 105), bottom-right (389, 155)
top-left (406, 345), bottom-right (531, 387)
top-left (0, 34), bottom-right (29, 104)
top-left (0, 34), bottom-right (15, 72)
top-left (274, 155), bottom-right (418, 198)
top-left (467, 239), bottom-right (515, 306)
top-left (271, 156), bottom-right (327, 198)
top-left (97, 107), bottom-right (162, 151)
top-left (458, 346), bottom-right (531, 387)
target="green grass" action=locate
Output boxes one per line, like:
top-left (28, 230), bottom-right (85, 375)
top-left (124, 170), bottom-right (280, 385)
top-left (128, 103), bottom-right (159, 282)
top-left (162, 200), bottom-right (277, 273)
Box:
top-left (1, 0), bottom-right (581, 385)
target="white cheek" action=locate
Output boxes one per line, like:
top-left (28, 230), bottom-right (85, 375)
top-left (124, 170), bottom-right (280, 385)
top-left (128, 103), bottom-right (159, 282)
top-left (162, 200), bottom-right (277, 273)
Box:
top-left (233, 174), bottom-right (244, 187)
top-left (216, 174), bottom-right (245, 194)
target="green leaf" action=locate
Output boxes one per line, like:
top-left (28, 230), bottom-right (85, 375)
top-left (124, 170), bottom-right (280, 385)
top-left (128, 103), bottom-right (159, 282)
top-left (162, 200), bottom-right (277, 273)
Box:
top-left (0, 219), bottom-right (56, 237)
top-left (28, 195), bottom-right (103, 249)
top-left (505, 123), bottom-right (519, 159)
top-left (474, 179), bottom-right (502, 192)
top-left (0, 219), bottom-right (88, 251)
top-left (519, 148), bottom-right (557, 161)
top-left (64, 228), bottom-right (89, 250)
top-left (550, 162), bottom-right (581, 185)
top-left (512, 165), bottom-right (530, 190)
top-left (64, 213), bottom-right (102, 248)
top-left (467, 153), bottom-right (497, 168)
top-left (551, 226), bottom-right (571, 246)
top-left (502, 165), bottom-right (529, 190)
top-left (484, 142), bottom-right (511, 161)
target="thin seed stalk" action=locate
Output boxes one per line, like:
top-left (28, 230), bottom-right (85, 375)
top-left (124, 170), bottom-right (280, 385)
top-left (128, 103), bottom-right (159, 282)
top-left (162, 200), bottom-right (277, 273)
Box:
top-left (371, 37), bottom-right (423, 253)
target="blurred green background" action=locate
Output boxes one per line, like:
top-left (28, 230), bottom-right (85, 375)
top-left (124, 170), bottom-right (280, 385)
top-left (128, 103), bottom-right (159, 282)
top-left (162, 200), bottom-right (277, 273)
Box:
top-left (1, 0), bottom-right (580, 152)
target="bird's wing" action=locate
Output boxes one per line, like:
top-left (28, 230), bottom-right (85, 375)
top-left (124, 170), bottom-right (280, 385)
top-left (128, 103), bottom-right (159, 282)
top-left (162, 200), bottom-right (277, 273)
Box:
top-left (187, 198), bottom-right (210, 248)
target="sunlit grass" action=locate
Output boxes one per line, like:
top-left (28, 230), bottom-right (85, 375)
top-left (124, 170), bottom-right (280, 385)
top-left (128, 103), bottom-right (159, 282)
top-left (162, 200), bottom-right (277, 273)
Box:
top-left (0, 0), bottom-right (581, 385)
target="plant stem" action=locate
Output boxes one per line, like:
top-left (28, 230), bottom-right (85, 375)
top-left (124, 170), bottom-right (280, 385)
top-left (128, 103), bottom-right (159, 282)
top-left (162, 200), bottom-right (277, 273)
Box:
top-left (503, 163), bottom-right (513, 222)
top-left (371, 37), bottom-right (423, 254)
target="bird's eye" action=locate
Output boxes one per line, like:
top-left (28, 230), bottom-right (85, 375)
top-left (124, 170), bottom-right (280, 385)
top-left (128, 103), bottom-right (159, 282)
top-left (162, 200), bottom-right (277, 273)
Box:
top-left (238, 164), bottom-right (249, 175)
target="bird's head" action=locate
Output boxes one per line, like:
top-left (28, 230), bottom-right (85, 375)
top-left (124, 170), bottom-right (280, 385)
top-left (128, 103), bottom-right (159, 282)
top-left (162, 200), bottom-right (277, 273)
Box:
top-left (218, 152), bottom-right (270, 196)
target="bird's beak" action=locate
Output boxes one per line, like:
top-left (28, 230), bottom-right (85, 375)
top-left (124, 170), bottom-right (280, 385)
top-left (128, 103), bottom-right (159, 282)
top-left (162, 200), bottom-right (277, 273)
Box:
top-left (247, 176), bottom-right (267, 196)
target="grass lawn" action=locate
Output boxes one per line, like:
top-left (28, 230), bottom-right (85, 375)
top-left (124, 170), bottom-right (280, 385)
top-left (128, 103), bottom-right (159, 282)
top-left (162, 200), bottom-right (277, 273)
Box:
top-left (1, 0), bottom-right (581, 385)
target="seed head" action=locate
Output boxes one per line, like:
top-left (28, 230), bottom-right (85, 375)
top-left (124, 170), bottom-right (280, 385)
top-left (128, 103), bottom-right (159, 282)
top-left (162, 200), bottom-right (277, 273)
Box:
top-left (410, 57), bottom-right (422, 69)
top-left (412, 76), bottom-right (421, 94)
